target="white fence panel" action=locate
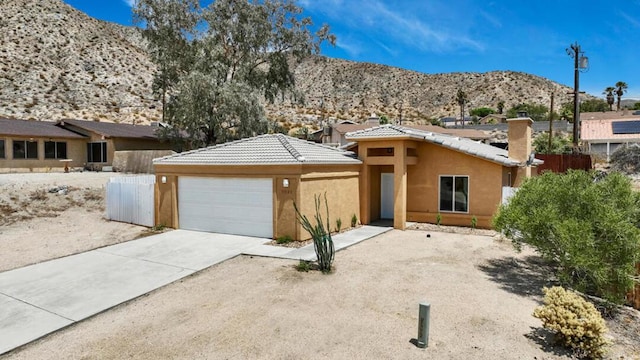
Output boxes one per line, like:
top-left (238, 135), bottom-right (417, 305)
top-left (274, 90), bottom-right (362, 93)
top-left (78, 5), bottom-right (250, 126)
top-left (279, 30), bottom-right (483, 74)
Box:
top-left (106, 175), bottom-right (155, 227)
top-left (501, 186), bottom-right (517, 205)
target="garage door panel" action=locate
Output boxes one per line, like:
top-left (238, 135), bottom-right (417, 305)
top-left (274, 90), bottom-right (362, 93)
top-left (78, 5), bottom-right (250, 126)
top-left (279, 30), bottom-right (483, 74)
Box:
top-left (178, 177), bottom-right (273, 238)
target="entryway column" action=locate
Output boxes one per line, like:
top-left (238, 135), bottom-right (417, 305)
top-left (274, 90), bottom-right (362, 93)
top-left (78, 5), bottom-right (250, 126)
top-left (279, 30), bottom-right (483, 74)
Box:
top-left (358, 145), bottom-right (371, 225)
top-left (393, 142), bottom-right (407, 229)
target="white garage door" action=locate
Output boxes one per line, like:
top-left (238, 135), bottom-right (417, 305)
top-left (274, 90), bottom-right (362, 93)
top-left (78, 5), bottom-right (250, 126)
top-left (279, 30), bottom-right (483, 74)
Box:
top-left (178, 177), bottom-right (273, 238)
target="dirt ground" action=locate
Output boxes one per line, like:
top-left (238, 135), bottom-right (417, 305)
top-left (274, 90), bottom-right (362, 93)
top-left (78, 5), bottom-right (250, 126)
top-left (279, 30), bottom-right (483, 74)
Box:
top-left (2, 229), bottom-right (638, 360)
top-left (1, 173), bottom-right (638, 359)
top-left (0, 172), bottom-right (147, 271)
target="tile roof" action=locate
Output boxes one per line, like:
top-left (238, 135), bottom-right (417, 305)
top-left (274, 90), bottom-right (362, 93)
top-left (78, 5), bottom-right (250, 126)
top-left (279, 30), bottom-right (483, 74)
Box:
top-left (345, 125), bottom-right (528, 166)
top-left (154, 134), bottom-right (362, 165)
top-left (333, 123), bottom-right (489, 140)
top-left (581, 111), bottom-right (640, 121)
top-left (58, 119), bottom-right (160, 139)
top-left (581, 117), bottom-right (640, 141)
top-left (0, 118), bottom-right (86, 138)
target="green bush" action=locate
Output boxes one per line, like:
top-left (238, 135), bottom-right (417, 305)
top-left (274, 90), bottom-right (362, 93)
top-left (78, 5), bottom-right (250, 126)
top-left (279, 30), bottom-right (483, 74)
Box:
top-left (435, 213), bottom-right (442, 226)
top-left (534, 286), bottom-right (610, 359)
top-left (494, 170), bottom-right (640, 304)
top-left (471, 216), bottom-right (477, 229)
top-left (351, 213), bottom-right (358, 228)
top-left (295, 260), bottom-right (311, 272)
top-left (336, 218), bottom-right (342, 233)
top-left (276, 235), bottom-right (292, 244)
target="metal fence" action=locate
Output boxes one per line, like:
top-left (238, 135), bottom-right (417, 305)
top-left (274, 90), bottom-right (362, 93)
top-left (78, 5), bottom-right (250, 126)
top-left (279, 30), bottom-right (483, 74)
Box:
top-left (106, 175), bottom-right (156, 227)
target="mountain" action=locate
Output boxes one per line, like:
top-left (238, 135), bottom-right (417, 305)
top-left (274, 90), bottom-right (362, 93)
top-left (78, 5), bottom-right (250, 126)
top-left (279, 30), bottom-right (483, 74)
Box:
top-left (1, 0), bottom-right (579, 128)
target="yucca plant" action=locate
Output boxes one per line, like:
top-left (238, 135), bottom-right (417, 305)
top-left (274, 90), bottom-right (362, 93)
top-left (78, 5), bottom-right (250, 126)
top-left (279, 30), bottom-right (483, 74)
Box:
top-left (294, 193), bottom-right (335, 273)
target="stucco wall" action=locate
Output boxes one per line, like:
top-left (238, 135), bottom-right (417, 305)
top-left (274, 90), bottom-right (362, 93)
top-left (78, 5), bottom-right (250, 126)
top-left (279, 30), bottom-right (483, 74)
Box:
top-left (0, 136), bottom-right (86, 173)
top-left (298, 172), bottom-right (360, 241)
top-left (153, 163), bottom-right (359, 241)
top-left (405, 143), bottom-right (504, 228)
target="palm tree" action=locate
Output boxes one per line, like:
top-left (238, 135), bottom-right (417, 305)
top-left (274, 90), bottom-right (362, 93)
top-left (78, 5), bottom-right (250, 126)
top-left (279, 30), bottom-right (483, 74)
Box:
top-left (615, 81), bottom-right (628, 111)
top-left (603, 86), bottom-right (615, 111)
top-left (455, 89), bottom-right (468, 127)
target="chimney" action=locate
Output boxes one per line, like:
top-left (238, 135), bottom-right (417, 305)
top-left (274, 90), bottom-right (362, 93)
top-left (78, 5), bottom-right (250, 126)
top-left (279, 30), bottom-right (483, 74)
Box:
top-left (365, 113), bottom-right (380, 126)
top-left (507, 116), bottom-right (533, 185)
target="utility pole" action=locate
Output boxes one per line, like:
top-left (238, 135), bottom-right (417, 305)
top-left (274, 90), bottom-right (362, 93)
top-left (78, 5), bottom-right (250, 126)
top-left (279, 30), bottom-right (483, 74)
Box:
top-left (548, 92), bottom-right (554, 153)
top-left (566, 42), bottom-right (588, 152)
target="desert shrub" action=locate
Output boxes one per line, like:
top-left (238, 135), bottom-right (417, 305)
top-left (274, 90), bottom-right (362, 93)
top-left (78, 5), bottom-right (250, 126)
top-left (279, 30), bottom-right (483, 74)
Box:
top-left (276, 235), bottom-right (292, 244)
top-left (610, 144), bottom-right (640, 174)
top-left (351, 213), bottom-right (358, 227)
top-left (435, 213), bottom-right (442, 226)
top-left (294, 194), bottom-right (335, 273)
top-left (335, 218), bottom-right (342, 233)
top-left (470, 216), bottom-right (477, 229)
top-left (295, 260), bottom-right (311, 272)
top-left (494, 170), bottom-right (640, 304)
top-left (534, 286), bottom-right (610, 358)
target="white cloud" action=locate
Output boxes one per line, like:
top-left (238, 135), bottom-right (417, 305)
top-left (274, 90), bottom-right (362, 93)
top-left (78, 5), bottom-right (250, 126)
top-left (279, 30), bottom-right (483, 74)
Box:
top-left (618, 11), bottom-right (640, 28)
top-left (301, 0), bottom-right (484, 54)
top-left (122, 0), bottom-right (136, 7)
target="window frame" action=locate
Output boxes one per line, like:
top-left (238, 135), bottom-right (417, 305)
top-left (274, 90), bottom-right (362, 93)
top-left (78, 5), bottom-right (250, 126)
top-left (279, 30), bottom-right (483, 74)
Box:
top-left (12, 139), bottom-right (38, 159)
top-left (0, 139), bottom-right (5, 159)
top-left (87, 142), bottom-right (107, 163)
top-left (44, 141), bottom-right (68, 159)
top-left (438, 175), bottom-right (470, 213)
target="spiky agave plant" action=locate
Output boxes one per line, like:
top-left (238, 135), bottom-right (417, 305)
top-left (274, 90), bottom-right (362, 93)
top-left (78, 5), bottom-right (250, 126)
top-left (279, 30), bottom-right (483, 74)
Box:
top-left (294, 193), bottom-right (335, 273)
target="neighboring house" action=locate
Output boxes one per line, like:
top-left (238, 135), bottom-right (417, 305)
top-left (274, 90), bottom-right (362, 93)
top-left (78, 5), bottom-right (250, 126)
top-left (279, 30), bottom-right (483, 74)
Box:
top-left (57, 119), bottom-right (172, 170)
top-left (479, 114), bottom-right (507, 124)
top-left (153, 117), bottom-right (540, 239)
top-left (0, 118), bottom-right (173, 172)
top-left (317, 121), bottom-right (489, 146)
top-left (581, 116), bottom-right (640, 161)
top-left (439, 116), bottom-right (473, 127)
top-left (0, 118), bottom-right (87, 172)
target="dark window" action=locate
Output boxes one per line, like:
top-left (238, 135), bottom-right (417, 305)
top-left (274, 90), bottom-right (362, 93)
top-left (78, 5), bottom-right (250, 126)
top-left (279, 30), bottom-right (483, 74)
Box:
top-left (45, 141), bottom-right (67, 159)
top-left (0, 139), bottom-right (4, 159)
top-left (439, 175), bottom-right (469, 213)
top-left (13, 140), bottom-right (38, 159)
top-left (87, 142), bottom-right (107, 163)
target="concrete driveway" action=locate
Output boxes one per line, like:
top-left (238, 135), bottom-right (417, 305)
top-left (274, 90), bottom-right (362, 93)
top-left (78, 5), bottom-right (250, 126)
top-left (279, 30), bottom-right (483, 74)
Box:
top-left (0, 226), bottom-right (390, 355)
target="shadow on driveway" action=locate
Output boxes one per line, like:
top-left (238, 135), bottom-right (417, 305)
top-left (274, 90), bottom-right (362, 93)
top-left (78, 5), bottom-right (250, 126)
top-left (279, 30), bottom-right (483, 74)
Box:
top-left (476, 255), bottom-right (557, 300)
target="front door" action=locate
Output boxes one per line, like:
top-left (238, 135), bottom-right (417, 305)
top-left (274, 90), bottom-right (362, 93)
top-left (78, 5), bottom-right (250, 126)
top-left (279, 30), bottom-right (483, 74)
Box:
top-left (380, 173), bottom-right (394, 219)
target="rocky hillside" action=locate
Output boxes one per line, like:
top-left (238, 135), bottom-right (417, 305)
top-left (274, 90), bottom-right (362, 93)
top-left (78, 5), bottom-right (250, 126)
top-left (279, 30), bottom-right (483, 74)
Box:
top-left (0, 0), bottom-right (159, 124)
top-left (1, 0), bottom-right (577, 127)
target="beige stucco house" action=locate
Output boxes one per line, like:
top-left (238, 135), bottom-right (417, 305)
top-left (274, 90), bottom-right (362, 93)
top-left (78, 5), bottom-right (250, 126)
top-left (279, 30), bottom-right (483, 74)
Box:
top-left (153, 117), bottom-right (539, 240)
top-left (0, 118), bottom-right (173, 172)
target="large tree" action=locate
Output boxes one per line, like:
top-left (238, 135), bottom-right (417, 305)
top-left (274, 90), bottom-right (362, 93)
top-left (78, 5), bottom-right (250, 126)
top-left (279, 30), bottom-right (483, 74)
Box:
top-left (506, 103), bottom-right (548, 122)
top-left (134, 0), bottom-right (335, 148)
top-left (603, 86), bottom-right (615, 111)
top-left (615, 81), bottom-right (628, 111)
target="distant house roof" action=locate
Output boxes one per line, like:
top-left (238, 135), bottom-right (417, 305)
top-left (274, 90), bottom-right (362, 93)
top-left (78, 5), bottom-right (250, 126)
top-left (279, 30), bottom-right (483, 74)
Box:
top-left (154, 134), bottom-right (362, 166)
top-left (333, 123), bottom-right (489, 141)
top-left (581, 111), bottom-right (640, 121)
top-left (345, 124), bottom-right (531, 167)
top-left (581, 117), bottom-right (640, 142)
top-left (57, 119), bottom-right (160, 139)
top-left (0, 118), bottom-right (86, 139)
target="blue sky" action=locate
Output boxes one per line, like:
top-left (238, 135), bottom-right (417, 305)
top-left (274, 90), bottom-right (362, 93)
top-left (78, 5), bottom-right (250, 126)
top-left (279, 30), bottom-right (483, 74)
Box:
top-left (63, 0), bottom-right (640, 101)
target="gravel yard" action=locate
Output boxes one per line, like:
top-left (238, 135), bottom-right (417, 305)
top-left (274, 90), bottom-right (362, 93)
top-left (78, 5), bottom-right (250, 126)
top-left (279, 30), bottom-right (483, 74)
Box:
top-left (1, 173), bottom-right (638, 359)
